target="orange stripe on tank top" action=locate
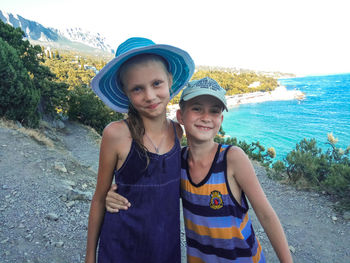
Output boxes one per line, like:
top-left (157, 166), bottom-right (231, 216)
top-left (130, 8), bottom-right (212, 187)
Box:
top-left (252, 238), bottom-right (263, 263)
top-left (181, 179), bottom-right (228, 196)
top-left (187, 255), bottom-right (206, 263)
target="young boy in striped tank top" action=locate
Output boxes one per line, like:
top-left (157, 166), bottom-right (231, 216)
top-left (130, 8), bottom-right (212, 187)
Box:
top-left (106, 77), bottom-right (293, 262)
top-left (175, 77), bottom-right (292, 262)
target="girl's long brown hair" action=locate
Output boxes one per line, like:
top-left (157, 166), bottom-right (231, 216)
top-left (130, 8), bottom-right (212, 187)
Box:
top-left (118, 54), bottom-right (171, 165)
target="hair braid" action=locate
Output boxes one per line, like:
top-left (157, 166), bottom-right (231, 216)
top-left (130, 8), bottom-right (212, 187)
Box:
top-left (126, 104), bottom-right (150, 166)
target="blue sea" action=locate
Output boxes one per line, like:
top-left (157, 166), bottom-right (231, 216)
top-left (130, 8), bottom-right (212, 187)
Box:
top-left (222, 73), bottom-right (350, 161)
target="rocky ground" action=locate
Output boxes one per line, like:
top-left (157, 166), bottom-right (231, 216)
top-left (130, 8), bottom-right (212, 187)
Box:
top-left (0, 120), bottom-right (349, 263)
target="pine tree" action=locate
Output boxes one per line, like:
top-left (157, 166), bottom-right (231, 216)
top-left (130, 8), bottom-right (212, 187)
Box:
top-left (0, 38), bottom-right (40, 126)
top-left (0, 20), bottom-right (69, 125)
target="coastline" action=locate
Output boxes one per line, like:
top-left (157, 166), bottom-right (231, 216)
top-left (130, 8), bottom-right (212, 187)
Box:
top-left (167, 85), bottom-right (305, 120)
top-left (226, 85), bottom-right (305, 108)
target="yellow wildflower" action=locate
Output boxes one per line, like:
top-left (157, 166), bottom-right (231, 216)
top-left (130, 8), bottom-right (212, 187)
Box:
top-left (327, 133), bottom-right (338, 144)
top-left (267, 147), bottom-right (276, 158)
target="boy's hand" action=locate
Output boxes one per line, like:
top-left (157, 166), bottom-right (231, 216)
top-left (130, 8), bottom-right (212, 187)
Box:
top-left (105, 184), bottom-right (131, 213)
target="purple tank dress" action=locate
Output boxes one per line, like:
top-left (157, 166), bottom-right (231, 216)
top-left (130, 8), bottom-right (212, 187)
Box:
top-left (97, 121), bottom-right (181, 263)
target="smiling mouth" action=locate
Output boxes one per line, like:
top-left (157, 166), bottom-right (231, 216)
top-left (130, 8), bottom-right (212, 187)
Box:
top-left (195, 125), bottom-right (212, 131)
top-left (147, 103), bottom-right (159, 109)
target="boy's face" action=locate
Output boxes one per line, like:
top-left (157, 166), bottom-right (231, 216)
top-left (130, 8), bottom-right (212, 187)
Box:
top-left (177, 95), bottom-right (224, 143)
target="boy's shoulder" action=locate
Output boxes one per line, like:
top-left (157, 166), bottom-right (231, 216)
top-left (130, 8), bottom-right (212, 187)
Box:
top-left (225, 145), bottom-right (247, 163)
top-left (225, 145), bottom-right (253, 181)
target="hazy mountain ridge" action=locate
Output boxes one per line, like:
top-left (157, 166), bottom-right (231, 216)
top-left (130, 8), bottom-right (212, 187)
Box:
top-left (0, 10), bottom-right (114, 54)
top-left (52, 27), bottom-right (115, 53)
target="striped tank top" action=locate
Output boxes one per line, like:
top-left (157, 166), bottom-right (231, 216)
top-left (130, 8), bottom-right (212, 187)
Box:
top-left (180, 144), bottom-right (265, 263)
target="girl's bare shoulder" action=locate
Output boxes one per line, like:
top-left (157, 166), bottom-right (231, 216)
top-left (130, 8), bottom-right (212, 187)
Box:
top-left (102, 120), bottom-right (130, 141)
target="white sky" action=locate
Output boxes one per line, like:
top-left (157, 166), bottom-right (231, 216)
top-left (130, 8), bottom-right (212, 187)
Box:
top-left (2, 0), bottom-right (350, 75)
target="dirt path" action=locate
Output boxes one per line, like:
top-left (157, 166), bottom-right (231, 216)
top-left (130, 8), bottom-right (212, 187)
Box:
top-left (0, 120), bottom-right (349, 262)
top-left (250, 164), bottom-right (350, 262)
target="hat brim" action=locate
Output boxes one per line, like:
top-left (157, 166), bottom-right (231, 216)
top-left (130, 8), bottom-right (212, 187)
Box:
top-left (181, 89), bottom-right (228, 111)
top-left (91, 44), bottom-right (195, 113)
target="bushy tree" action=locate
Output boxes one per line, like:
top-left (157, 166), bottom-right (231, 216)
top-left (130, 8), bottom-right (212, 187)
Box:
top-left (67, 85), bottom-right (123, 134)
top-left (213, 135), bottom-right (275, 166)
top-left (0, 38), bottom-right (40, 126)
top-left (285, 139), bottom-right (329, 184)
top-left (0, 20), bottom-right (69, 124)
top-left (33, 64), bottom-right (69, 117)
top-left (272, 135), bottom-right (350, 209)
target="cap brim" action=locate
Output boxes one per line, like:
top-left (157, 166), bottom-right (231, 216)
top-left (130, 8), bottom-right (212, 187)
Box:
top-left (181, 89), bottom-right (228, 111)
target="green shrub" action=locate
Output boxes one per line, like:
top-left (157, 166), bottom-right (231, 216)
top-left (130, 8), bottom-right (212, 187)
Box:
top-left (0, 20), bottom-right (70, 126)
top-left (67, 85), bottom-right (123, 134)
top-left (268, 160), bottom-right (287, 180)
top-left (272, 160), bottom-right (286, 174)
top-left (0, 38), bottom-right (40, 127)
top-left (214, 135), bottom-right (275, 166)
top-left (285, 139), bottom-right (329, 184)
top-left (34, 65), bottom-right (69, 118)
top-left (322, 164), bottom-right (350, 195)
top-left (279, 135), bottom-right (350, 209)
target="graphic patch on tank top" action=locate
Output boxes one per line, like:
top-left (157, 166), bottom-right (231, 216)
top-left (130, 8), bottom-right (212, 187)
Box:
top-left (209, 190), bottom-right (224, 209)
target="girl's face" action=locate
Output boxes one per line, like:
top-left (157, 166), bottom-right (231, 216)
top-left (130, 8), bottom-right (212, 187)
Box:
top-left (122, 60), bottom-right (172, 119)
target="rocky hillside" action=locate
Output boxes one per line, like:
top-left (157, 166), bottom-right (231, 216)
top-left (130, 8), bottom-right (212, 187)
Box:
top-left (0, 119), bottom-right (349, 262)
top-left (0, 120), bottom-right (99, 262)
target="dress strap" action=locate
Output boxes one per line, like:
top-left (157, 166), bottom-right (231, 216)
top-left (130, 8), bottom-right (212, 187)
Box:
top-left (123, 119), bottom-right (129, 128)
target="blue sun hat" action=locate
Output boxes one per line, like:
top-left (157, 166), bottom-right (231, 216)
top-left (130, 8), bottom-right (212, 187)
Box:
top-left (91, 37), bottom-right (195, 113)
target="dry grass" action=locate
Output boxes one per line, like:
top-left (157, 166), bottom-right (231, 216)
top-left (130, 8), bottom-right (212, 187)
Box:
top-left (0, 118), bottom-right (20, 129)
top-left (0, 118), bottom-right (54, 148)
top-left (19, 128), bottom-right (54, 147)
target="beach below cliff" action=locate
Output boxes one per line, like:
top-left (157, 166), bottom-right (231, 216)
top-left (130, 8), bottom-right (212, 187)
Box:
top-left (167, 85), bottom-right (305, 119)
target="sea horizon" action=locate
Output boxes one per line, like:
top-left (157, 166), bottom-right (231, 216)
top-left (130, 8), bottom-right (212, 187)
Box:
top-left (284, 71), bottom-right (350, 79)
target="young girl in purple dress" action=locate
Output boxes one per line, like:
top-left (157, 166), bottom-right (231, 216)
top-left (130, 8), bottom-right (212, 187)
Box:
top-left (85, 37), bottom-right (194, 263)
